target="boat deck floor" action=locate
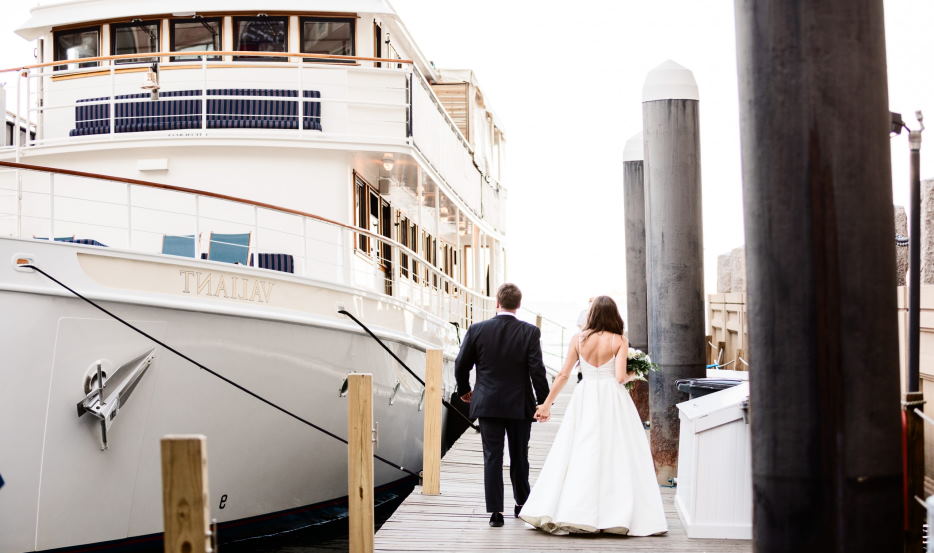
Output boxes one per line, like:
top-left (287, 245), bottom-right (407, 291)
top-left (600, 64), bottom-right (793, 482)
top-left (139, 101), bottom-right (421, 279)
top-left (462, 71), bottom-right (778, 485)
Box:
top-left (375, 382), bottom-right (753, 552)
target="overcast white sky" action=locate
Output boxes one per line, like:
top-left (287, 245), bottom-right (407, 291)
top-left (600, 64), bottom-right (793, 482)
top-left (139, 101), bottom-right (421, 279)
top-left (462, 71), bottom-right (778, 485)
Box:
top-left (390, 0), bottom-right (934, 327)
top-left (0, 1), bottom-right (931, 330)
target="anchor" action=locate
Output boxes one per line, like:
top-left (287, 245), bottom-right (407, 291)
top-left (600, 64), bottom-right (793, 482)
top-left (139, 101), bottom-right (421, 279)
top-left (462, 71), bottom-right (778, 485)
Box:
top-left (76, 349), bottom-right (156, 450)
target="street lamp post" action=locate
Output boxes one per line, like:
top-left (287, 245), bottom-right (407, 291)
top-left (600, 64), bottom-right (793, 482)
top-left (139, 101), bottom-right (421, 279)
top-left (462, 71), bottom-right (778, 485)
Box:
top-left (907, 112), bottom-right (924, 392)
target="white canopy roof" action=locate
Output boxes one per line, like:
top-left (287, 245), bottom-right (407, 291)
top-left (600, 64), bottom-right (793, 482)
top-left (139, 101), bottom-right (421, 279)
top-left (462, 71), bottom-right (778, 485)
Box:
top-left (17, 0), bottom-right (398, 39)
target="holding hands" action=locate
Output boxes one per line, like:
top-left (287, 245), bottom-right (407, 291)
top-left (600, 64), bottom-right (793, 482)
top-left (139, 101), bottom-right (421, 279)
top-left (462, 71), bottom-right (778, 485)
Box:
top-left (535, 403), bottom-right (551, 422)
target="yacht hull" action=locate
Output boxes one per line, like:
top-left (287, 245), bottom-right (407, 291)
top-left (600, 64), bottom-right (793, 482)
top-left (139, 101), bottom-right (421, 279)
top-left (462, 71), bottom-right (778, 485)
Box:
top-left (0, 238), bottom-right (456, 552)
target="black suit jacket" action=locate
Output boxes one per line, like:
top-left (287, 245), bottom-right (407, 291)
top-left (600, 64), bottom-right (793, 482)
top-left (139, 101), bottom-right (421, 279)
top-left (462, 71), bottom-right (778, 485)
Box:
top-left (454, 314), bottom-right (550, 420)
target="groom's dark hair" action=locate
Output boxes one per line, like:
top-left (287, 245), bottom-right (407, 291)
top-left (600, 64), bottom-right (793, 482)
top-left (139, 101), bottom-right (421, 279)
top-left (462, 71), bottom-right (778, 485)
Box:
top-left (496, 283), bottom-right (522, 310)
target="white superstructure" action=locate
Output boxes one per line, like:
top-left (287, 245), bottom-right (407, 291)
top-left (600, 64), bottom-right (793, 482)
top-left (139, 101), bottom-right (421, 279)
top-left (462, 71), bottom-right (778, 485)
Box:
top-left (0, 2), bottom-right (564, 551)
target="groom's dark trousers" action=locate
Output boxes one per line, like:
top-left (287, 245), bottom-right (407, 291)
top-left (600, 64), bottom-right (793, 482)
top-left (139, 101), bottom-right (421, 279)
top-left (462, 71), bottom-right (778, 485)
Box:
top-left (455, 312), bottom-right (550, 513)
top-left (479, 417), bottom-right (531, 512)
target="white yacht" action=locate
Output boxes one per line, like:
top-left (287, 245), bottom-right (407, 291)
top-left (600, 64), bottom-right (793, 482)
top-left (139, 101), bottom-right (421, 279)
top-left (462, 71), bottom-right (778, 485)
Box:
top-left (0, 1), bottom-right (565, 551)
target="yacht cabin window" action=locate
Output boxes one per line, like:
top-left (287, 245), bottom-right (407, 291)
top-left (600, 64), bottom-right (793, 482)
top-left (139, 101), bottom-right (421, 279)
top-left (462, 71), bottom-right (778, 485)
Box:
top-left (398, 213), bottom-right (411, 278)
top-left (354, 173), bottom-right (387, 259)
top-left (111, 20), bottom-right (160, 64)
top-left (300, 17), bottom-right (354, 61)
top-left (53, 27), bottom-right (100, 71)
top-left (170, 17), bottom-right (222, 61)
top-left (408, 221), bottom-right (420, 283)
top-left (233, 16), bottom-right (288, 61)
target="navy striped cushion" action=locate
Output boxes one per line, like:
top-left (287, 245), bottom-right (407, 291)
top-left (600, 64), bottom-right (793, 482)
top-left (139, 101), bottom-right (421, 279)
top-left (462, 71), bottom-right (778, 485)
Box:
top-left (250, 253), bottom-right (295, 273)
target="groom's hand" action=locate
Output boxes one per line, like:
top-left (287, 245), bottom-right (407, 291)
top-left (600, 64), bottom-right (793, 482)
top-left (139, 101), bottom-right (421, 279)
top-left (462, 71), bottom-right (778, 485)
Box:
top-left (460, 391), bottom-right (472, 403)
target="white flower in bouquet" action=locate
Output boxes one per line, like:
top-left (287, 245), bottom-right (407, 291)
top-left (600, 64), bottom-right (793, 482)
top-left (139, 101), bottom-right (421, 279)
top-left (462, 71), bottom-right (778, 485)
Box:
top-left (624, 348), bottom-right (660, 390)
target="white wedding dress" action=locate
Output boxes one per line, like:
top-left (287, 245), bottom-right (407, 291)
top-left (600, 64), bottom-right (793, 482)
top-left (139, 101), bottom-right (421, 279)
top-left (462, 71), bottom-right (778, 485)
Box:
top-left (519, 353), bottom-right (668, 535)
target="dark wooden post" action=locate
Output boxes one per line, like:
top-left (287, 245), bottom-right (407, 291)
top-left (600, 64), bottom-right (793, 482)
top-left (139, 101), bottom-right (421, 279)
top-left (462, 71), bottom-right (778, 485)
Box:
top-left (734, 1), bottom-right (903, 551)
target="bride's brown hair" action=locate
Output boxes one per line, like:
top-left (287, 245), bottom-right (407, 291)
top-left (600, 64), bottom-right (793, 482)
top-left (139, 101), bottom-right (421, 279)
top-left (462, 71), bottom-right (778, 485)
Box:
top-left (583, 296), bottom-right (625, 337)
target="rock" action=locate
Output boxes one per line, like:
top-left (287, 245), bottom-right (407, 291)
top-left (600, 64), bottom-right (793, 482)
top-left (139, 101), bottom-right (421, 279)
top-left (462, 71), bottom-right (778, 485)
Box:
top-left (730, 247), bottom-right (746, 293)
top-left (717, 254), bottom-right (732, 293)
top-left (895, 205), bottom-right (908, 286)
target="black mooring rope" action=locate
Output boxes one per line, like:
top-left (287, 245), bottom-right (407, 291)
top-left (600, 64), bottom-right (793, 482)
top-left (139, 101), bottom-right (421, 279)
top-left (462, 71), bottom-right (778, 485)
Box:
top-left (338, 309), bottom-right (479, 432)
top-left (21, 263), bottom-right (418, 479)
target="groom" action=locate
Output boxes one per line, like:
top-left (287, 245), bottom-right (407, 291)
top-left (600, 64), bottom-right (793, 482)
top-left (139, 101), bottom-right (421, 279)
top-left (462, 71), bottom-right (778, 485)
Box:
top-left (455, 283), bottom-right (550, 527)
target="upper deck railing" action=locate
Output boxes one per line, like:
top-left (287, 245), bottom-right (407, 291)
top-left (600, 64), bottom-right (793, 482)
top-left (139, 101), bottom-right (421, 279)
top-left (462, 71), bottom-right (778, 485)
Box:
top-left (0, 50), bottom-right (469, 160)
top-left (0, 160), bottom-right (562, 364)
top-left (0, 51), bottom-right (503, 229)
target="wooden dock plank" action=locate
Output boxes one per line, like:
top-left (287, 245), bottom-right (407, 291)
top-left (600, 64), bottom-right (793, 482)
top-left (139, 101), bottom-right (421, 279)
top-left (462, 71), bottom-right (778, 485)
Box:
top-left (375, 383), bottom-right (752, 553)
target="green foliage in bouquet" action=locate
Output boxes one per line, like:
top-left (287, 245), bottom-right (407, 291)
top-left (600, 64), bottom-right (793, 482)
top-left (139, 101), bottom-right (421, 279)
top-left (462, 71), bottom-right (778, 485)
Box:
top-left (625, 348), bottom-right (659, 391)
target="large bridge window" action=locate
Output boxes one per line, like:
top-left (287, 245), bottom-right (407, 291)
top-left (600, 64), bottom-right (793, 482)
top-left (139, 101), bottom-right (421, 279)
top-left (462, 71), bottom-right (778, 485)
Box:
top-left (234, 16), bottom-right (288, 61)
top-left (171, 17), bottom-right (222, 61)
top-left (111, 20), bottom-right (160, 64)
top-left (301, 17), bottom-right (354, 61)
top-left (54, 27), bottom-right (100, 71)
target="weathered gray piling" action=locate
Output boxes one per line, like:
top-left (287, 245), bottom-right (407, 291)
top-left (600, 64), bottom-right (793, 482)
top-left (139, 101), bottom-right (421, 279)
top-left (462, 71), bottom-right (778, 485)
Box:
top-left (641, 61), bottom-right (706, 485)
top-left (734, 1), bottom-right (902, 550)
top-left (623, 131), bottom-right (650, 422)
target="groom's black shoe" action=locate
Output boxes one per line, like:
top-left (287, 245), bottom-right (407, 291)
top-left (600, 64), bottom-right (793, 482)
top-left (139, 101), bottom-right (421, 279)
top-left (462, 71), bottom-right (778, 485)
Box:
top-left (514, 505), bottom-right (523, 518)
top-left (489, 512), bottom-right (504, 527)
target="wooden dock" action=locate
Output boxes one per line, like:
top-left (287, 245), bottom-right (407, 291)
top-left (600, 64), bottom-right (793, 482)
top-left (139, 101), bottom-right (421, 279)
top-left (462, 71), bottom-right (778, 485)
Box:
top-left (375, 384), bottom-right (752, 552)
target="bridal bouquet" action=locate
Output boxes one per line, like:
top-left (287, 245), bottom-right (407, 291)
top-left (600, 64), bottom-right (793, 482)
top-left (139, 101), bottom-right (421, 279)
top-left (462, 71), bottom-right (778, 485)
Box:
top-left (625, 348), bottom-right (659, 391)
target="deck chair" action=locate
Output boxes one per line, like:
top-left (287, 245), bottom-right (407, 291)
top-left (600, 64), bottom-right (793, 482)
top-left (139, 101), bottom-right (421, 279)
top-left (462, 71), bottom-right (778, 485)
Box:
top-left (162, 234), bottom-right (196, 257)
top-left (208, 232), bottom-right (251, 265)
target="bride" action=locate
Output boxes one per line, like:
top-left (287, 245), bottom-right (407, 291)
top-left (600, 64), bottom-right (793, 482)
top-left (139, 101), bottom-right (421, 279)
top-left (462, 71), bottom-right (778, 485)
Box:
top-left (519, 295), bottom-right (668, 536)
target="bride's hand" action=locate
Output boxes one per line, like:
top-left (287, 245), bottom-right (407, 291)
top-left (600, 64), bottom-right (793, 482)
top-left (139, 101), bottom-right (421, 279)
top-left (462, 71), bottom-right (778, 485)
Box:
top-left (535, 404), bottom-right (551, 422)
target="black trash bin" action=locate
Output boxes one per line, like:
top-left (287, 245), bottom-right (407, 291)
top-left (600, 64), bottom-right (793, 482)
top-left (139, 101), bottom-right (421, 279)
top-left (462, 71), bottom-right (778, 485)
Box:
top-left (675, 378), bottom-right (744, 400)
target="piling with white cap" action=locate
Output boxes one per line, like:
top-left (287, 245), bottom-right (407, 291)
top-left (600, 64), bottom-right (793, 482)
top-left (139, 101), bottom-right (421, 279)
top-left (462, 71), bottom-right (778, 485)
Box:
top-left (641, 60), bottom-right (706, 485)
top-left (623, 131), bottom-right (650, 422)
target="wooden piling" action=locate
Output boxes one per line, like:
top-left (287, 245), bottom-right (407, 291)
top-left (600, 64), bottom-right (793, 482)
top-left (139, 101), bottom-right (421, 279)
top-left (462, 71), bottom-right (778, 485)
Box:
top-left (348, 373), bottom-right (374, 553)
top-left (735, 0), bottom-right (902, 549)
top-left (534, 314), bottom-right (543, 329)
top-left (422, 349), bottom-right (443, 495)
top-left (160, 435), bottom-right (211, 553)
top-left (623, 135), bottom-right (651, 423)
top-left (642, 60), bottom-right (706, 485)
top-left (905, 392), bottom-right (925, 553)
